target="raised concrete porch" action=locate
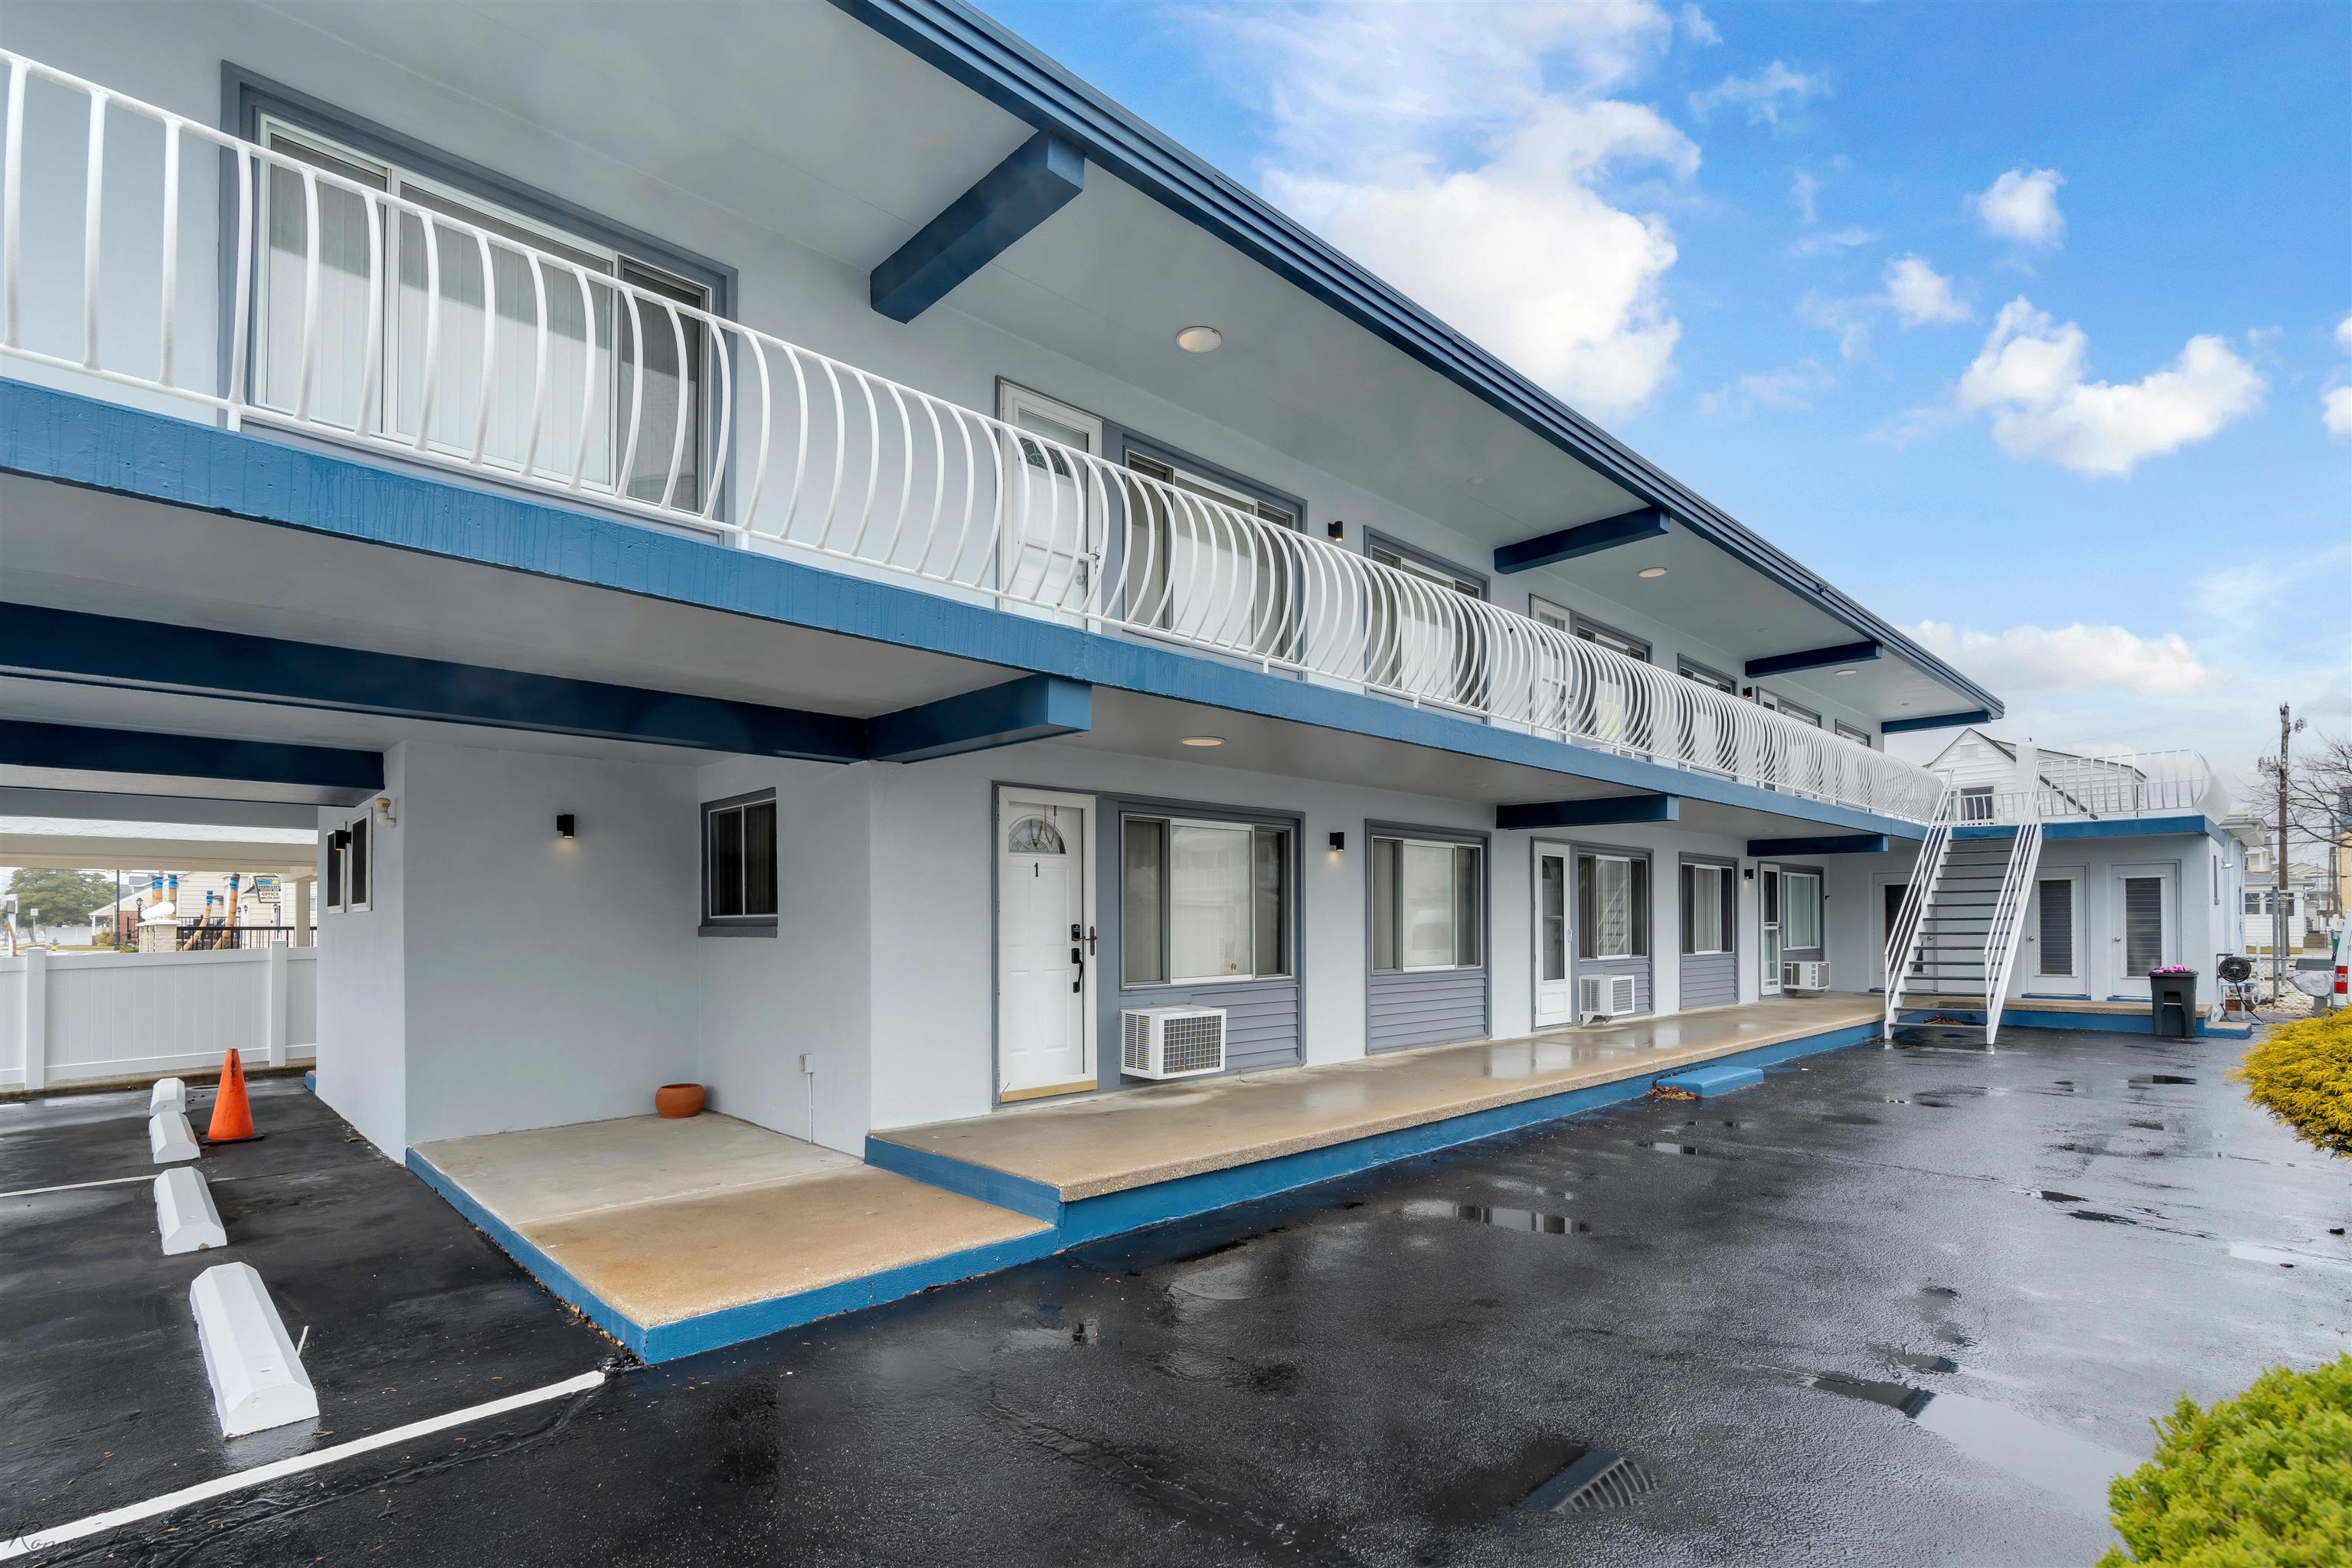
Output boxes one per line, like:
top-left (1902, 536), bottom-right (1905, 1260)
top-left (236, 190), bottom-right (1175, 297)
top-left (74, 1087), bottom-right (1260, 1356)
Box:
top-left (1899, 993), bottom-right (2252, 1039)
top-left (408, 995), bottom-right (1882, 1362)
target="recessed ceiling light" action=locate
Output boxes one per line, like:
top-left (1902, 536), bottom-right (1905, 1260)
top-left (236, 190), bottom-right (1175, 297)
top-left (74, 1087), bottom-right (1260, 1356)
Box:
top-left (1175, 325), bottom-right (1223, 353)
top-left (1180, 735), bottom-right (1224, 747)
top-left (1638, 567), bottom-right (1668, 579)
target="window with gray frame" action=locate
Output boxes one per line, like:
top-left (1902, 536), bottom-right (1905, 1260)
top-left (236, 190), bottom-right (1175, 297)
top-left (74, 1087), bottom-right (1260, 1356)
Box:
top-left (1570, 613), bottom-right (1651, 663)
top-left (701, 791), bottom-right (777, 933)
top-left (1681, 862), bottom-right (1735, 955)
top-left (1834, 719), bottom-right (1875, 748)
top-left (1577, 852), bottom-right (1648, 959)
top-left (1122, 449), bottom-right (1301, 660)
top-left (1782, 869), bottom-right (1823, 952)
top-left (1678, 657), bottom-right (1736, 694)
top-left (238, 82), bottom-right (725, 513)
top-left (1371, 835), bottom-right (1482, 971)
top-left (1121, 815), bottom-right (1291, 985)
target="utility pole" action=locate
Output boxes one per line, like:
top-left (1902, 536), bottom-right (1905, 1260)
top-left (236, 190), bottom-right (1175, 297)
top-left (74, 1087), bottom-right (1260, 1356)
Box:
top-left (2272, 704), bottom-right (2305, 1001)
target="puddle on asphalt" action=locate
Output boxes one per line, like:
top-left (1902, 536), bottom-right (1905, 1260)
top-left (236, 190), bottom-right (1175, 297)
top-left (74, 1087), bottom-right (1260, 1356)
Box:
top-left (1426, 1435), bottom-right (1595, 1527)
top-left (2230, 1243), bottom-right (2350, 1271)
top-left (1403, 1200), bottom-right (1589, 1235)
top-left (2128, 1121), bottom-right (2167, 1132)
top-left (1912, 1098), bottom-right (1956, 1109)
top-left (2129, 1075), bottom-right (2197, 1086)
top-left (1886, 1350), bottom-right (1961, 1374)
top-left (1638, 1141), bottom-right (1702, 1155)
top-left (2027, 1190), bottom-right (2086, 1204)
top-left (1811, 1373), bottom-right (2133, 1504)
top-left (1824, 1112), bottom-right (1880, 1125)
top-left (2069, 1210), bottom-right (2138, 1225)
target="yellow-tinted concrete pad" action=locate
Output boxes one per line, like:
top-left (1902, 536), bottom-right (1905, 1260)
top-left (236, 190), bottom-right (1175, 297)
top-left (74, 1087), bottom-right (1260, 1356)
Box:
top-left (528, 1167), bottom-right (1050, 1325)
top-left (876, 993), bottom-right (1880, 1201)
top-left (415, 1113), bottom-right (858, 1228)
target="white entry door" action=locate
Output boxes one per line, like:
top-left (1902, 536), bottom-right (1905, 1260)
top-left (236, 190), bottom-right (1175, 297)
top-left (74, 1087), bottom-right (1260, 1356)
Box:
top-left (1759, 864), bottom-right (1784, 995)
top-left (2106, 863), bottom-right (2177, 999)
top-left (997, 791), bottom-right (1094, 1100)
top-left (1533, 846), bottom-right (1573, 1027)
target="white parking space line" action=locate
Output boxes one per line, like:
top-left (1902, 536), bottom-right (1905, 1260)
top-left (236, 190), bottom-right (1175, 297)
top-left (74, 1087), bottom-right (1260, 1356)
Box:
top-left (0, 1367), bottom-right (608, 1560)
top-left (0, 1173), bottom-right (159, 1200)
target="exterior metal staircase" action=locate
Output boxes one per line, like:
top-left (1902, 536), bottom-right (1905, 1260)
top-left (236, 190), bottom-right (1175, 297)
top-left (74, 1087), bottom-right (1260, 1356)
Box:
top-left (1883, 790), bottom-right (2045, 1045)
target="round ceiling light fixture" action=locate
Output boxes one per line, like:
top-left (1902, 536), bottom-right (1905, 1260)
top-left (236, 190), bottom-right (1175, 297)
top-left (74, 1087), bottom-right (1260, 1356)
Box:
top-left (1174, 325), bottom-right (1223, 354)
top-left (1637, 567), bottom-right (1668, 579)
top-left (1180, 735), bottom-right (1225, 747)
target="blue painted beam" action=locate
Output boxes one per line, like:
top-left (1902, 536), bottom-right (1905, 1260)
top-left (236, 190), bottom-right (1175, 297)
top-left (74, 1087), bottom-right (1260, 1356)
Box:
top-left (870, 130), bottom-right (1086, 322)
top-left (0, 603), bottom-right (867, 762)
top-left (1880, 709), bottom-right (1994, 734)
top-left (1747, 834), bottom-right (1890, 857)
top-left (1496, 794), bottom-right (1679, 831)
top-left (0, 718), bottom-right (381, 798)
top-left (1743, 639), bottom-right (1882, 679)
top-left (867, 675), bottom-right (1091, 763)
top-left (1491, 506), bottom-right (1668, 575)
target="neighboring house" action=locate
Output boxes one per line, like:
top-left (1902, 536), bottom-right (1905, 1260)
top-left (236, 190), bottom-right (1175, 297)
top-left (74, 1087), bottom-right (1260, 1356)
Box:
top-left (5, 4), bottom-right (2045, 1165)
top-left (1912, 731), bottom-right (2243, 1008)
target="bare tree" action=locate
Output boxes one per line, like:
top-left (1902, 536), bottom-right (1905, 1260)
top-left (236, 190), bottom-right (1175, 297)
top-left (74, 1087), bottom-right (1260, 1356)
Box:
top-left (2252, 728), bottom-right (2351, 913)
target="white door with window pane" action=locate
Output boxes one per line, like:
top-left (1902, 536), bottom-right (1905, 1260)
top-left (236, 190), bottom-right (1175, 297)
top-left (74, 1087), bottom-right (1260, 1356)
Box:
top-left (2029, 869), bottom-right (2085, 988)
top-left (1759, 864), bottom-right (1783, 995)
top-left (997, 792), bottom-right (1093, 1099)
top-left (1534, 848), bottom-right (1573, 1027)
top-left (1123, 456), bottom-right (1298, 658)
top-left (2106, 864), bottom-right (2176, 999)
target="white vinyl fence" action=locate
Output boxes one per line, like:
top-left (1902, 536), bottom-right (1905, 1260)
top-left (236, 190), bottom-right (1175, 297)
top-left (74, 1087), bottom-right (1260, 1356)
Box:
top-left (0, 946), bottom-right (316, 1089)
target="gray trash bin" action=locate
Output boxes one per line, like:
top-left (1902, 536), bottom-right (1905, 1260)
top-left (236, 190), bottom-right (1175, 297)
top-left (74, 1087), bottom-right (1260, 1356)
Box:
top-left (2148, 971), bottom-right (2197, 1039)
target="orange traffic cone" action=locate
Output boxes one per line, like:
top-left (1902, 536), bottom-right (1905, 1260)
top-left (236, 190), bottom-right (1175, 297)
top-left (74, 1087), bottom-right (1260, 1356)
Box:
top-left (204, 1050), bottom-right (262, 1144)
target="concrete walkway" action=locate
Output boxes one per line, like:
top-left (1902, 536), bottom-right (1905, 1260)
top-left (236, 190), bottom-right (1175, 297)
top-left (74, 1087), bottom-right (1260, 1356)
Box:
top-left (873, 993), bottom-right (1881, 1202)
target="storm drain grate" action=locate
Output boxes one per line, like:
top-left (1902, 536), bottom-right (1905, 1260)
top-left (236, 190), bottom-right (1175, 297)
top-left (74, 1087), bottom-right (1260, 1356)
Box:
top-left (1523, 1449), bottom-right (1655, 1514)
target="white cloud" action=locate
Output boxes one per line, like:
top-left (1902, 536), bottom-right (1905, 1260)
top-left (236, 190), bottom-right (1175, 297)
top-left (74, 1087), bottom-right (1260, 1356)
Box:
top-left (1973, 167), bottom-right (2065, 248)
top-left (1220, 2), bottom-right (1695, 420)
top-left (1698, 358), bottom-right (1834, 417)
top-left (1679, 5), bottom-right (1720, 45)
top-left (1788, 167), bottom-right (1821, 224)
top-left (1687, 60), bottom-right (1824, 125)
top-left (1954, 298), bottom-right (2265, 477)
top-left (1790, 224), bottom-right (1877, 257)
top-left (2325, 312), bottom-right (2352, 437)
top-left (1883, 254), bottom-right (1970, 327)
top-left (1799, 253), bottom-right (1969, 358)
top-left (2338, 312), bottom-right (2352, 354)
top-left (1906, 619), bottom-right (2215, 697)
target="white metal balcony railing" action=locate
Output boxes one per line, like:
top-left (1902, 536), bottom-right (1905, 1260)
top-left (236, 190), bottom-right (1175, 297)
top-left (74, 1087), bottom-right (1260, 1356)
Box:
top-left (0, 53), bottom-right (1947, 823)
top-left (1945, 749), bottom-right (2219, 826)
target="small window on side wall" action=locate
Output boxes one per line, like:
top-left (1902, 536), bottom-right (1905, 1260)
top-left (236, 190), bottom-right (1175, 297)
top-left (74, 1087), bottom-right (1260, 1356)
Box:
top-left (324, 827), bottom-right (348, 913)
top-left (702, 791), bottom-right (778, 934)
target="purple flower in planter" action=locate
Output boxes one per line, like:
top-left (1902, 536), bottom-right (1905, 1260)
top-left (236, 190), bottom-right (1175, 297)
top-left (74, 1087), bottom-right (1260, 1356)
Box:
top-left (2149, 965), bottom-right (2195, 976)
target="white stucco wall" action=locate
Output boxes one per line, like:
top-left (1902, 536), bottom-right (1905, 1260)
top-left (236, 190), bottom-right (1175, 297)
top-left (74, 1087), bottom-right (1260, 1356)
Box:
top-left (313, 746), bottom-right (406, 1154)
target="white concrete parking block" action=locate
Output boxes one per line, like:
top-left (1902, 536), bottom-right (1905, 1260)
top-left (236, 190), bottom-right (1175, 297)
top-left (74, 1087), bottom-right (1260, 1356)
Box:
top-left (149, 1077), bottom-right (188, 1116)
top-left (148, 1109), bottom-right (199, 1165)
top-left (153, 1167), bottom-right (227, 1256)
top-left (188, 1263), bottom-right (318, 1438)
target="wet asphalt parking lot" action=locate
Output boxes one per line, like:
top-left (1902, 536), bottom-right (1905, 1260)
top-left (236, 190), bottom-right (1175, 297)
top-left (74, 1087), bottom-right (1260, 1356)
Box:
top-left (3, 1024), bottom-right (2344, 1566)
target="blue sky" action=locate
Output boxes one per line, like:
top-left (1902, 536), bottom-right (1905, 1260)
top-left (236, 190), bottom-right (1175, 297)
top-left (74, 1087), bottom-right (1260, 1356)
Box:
top-left (978, 0), bottom-right (2351, 782)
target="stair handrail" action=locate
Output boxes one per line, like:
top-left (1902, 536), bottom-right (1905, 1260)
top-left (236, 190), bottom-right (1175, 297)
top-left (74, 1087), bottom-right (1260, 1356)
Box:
top-left (1978, 802), bottom-right (2046, 1047)
top-left (1883, 786), bottom-right (1958, 1037)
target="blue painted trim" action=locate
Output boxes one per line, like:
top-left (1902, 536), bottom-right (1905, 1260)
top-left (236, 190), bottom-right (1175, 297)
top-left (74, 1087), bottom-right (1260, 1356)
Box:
top-left (1746, 835), bottom-right (1889, 857)
top-left (867, 675), bottom-right (1091, 763)
top-left (0, 381), bottom-right (1922, 841)
top-left (1897, 1005), bottom-right (2248, 1040)
top-left (1491, 507), bottom-right (1668, 575)
top-left (871, 130), bottom-right (1085, 322)
top-left (824, 1), bottom-right (2004, 723)
top-left (862, 1134), bottom-right (1066, 1221)
top-left (0, 717), bottom-right (381, 795)
top-left (1654, 1063), bottom-right (1763, 1096)
top-left (407, 1147), bottom-right (652, 1354)
top-left (1, 603), bottom-right (867, 762)
top-left (1743, 640), bottom-right (1882, 680)
top-left (1496, 794), bottom-right (1678, 831)
top-left (1881, 709), bottom-right (1994, 735)
top-left (1952, 816), bottom-right (2211, 843)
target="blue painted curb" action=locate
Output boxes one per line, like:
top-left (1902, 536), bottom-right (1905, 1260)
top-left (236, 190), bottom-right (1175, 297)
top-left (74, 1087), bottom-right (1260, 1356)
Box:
top-left (302, 1070), bottom-right (315, 1093)
top-left (410, 1018), bottom-right (1881, 1362)
top-left (1897, 1007), bottom-right (2249, 1040)
top-left (1654, 1064), bottom-right (1764, 1097)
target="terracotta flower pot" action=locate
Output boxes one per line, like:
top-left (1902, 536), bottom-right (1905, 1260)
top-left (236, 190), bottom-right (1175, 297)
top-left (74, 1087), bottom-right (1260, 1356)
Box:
top-left (655, 1083), bottom-right (705, 1119)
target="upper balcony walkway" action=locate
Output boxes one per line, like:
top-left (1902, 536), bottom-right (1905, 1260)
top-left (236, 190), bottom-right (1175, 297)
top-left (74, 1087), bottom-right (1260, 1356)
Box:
top-left (0, 51), bottom-right (1945, 825)
top-left (1945, 747), bottom-right (2227, 831)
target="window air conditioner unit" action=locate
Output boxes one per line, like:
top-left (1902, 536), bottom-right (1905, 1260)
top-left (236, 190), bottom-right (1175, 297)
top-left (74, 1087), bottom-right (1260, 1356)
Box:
top-left (1578, 974), bottom-right (1638, 1022)
top-left (1120, 1006), bottom-right (1227, 1080)
top-left (1782, 960), bottom-right (1831, 992)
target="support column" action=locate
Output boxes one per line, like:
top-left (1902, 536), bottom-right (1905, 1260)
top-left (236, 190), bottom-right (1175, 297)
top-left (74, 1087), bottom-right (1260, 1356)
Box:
top-left (263, 944), bottom-right (289, 1068)
top-left (18, 947), bottom-right (47, 1092)
top-left (293, 877), bottom-right (313, 948)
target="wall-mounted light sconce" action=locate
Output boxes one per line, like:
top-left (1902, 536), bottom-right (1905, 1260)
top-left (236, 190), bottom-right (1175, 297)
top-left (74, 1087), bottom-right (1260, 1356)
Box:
top-left (374, 795), bottom-right (396, 825)
top-left (1743, 865), bottom-right (1755, 881)
top-left (556, 814), bottom-right (577, 840)
top-left (1327, 519), bottom-right (1345, 541)
top-left (1328, 831), bottom-right (1346, 852)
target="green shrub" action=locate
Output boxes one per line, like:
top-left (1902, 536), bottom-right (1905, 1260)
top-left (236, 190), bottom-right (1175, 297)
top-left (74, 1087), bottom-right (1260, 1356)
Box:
top-left (2099, 1357), bottom-right (2352, 1567)
top-left (2234, 1010), bottom-right (2352, 1158)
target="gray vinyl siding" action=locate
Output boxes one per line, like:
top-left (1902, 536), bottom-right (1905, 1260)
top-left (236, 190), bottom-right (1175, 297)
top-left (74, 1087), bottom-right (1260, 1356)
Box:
top-left (1681, 953), bottom-right (1737, 1008)
top-left (1367, 967), bottom-right (1488, 1053)
top-left (1574, 956), bottom-right (1653, 1014)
